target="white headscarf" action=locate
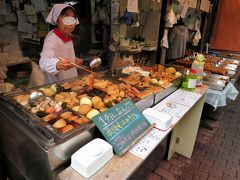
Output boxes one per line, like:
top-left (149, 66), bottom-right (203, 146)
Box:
top-left (46, 4), bottom-right (79, 25)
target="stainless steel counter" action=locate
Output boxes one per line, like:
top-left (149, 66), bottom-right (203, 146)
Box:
top-left (0, 95), bottom-right (98, 180)
top-left (0, 76), bottom-right (180, 180)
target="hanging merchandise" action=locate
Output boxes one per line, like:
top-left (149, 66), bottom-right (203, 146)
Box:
top-left (111, 0), bottom-right (120, 24)
top-left (119, 10), bottom-right (135, 26)
top-left (172, 1), bottom-right (184, 19)
top-left (161, 29), bottom-right (169, 48)
top-left (182, 8), bottom-right (201, 30)
top-left (92, 3), bottom-right (110, 25)
top-left (165, 7), bottom-right (177, 28)
top-left (192, 29), bottom-right (201, 46)
top-left (180, 4), bottom-right (189, 18)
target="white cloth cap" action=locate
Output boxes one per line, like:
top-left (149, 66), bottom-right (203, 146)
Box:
top-left (46, 4), bottom-right (79, 25)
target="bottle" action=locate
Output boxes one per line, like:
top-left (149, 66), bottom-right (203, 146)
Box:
top-left (191, 53), bottom-right (205, 86)
top-left (181, 69), bottom-right (197, 91)
top-left (191, 59), bottom-right (204, 87)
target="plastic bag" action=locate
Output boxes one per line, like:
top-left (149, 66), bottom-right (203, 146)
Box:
top-left (92, 5), bottom-right (110, 25)
top-left (119, 11), bottom-right (135, 26)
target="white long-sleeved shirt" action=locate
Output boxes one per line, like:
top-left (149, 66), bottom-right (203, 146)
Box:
top-left (39, 29), bottom-right (78, 84)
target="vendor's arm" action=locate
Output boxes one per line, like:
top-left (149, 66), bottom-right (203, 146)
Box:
top-left (39, 38), bottom-right (59, 75)
top-left (75, 57), bottom-right (83, 65)
top-left (56, 59), bottom-right (74, 70)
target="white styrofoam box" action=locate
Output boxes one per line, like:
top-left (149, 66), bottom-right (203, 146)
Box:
top-left (142, 108), bottom-right (172, 130)
top-left (71, 138), bottom-right (113, 178)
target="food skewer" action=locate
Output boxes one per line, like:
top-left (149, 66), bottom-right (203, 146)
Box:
top-left (58, 57), bottom-right (95, 91)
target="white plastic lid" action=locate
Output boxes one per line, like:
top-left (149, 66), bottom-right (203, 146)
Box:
top-left (86, 139), bottom-right (104, 157)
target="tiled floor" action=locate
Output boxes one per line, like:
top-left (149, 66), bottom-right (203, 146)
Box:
top-left (146, 81), bottom-right (240, 180)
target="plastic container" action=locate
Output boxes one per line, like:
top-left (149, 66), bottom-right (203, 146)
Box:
top-left (71, 138), bottom-right (113, 178)
top-left (181, 69), bottom-right (197, 91)
top-left (191, 59), bottom-right (205, 87)
top-left (142, 108), bottom-right (172, 130)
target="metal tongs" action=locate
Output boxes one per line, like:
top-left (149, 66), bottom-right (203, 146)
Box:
top-left (58, 57), bottom-right (102, 73)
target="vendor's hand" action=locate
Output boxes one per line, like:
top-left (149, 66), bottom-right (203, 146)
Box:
top-left (75, 57), bottom-right (83, 65)
top-left (56, 58), bottom-right (74, 71)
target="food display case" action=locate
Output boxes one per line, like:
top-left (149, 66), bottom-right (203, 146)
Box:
top-left (0, 89), bottom-right (98, 180)
top-left (203, 57), bottom-right (240, 90)
top-left (174, 56), bottom-right (240, 90)
top-left (0, 64), bottom-right (181, 180)
top-left (154, 76), bottom-right (182, 104)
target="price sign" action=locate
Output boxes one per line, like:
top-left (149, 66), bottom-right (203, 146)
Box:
top-left (92, 99), bottom-right (152, 157)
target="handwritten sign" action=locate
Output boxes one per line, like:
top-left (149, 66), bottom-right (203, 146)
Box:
top-left (92, 99), bottom-right (152, 157)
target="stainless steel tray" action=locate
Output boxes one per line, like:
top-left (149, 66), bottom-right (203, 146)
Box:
top-left (154, 76), bottom-right (181, 104)
top-left (203, 77), bottom-right (226, 86)
top-left (154, 85), bottom-right (178, 104)
top-left (38, 109), bottom-right (93, 139)
top-left (227, 69), bottom-right (236, 76)
top-left (203, 81), bottom-right (225, 91)
top-left (209, 74), bottom-right (230, 81)
top-left (4, 89), bottom-right (94, 139)
top-left (215, 63), bottom-right (237, 71)
top-left (135, 93), bottom-right (154, 111)
top-left (221, 58), bottom-right (240, 65)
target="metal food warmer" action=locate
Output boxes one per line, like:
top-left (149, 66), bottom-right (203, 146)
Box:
top-left (0, 72), bottom-right (181, 180)
top-left (203, 57), bottom-right (240, 90)
top-left (0, 88), bottom-right (99, 180)
top-left (174, 56), bottom-right (240, 91)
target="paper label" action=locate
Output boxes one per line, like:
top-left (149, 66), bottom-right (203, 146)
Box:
top-left (130, 128), bottom-right (164, 158)
top-left (188, 79), bottom-right (197, 88)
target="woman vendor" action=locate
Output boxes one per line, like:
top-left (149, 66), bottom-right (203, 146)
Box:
top-left (39, 4), bottom-right (83, 84)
